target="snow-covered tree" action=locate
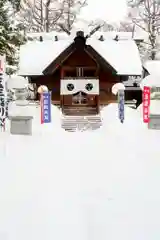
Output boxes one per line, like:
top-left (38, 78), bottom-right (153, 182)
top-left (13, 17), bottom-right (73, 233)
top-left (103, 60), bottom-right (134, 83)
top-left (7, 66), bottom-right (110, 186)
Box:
top-left (127, 0), bottom-right (160, 60)
top-left (87, 19), bottom-right (115, 32)
top-left (57, 0), bottom-right (87, 33)
top-left (0, 0), bottom-right (25, 74)
top-left (119, 16), bottom-right (134, 32)
top-left (19, 0), bottom-right (64, 32)
top-left (19, 0), bottom-right (87, 33)
top-left (8, 0), bottom-right (21, 11)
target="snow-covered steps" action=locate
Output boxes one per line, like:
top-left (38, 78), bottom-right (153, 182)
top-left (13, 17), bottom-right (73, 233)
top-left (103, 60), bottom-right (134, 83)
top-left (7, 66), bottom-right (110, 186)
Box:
top-left (63, 106), bottom-right (98, 116)
top-left (61, 115), bottom-right (102, 132)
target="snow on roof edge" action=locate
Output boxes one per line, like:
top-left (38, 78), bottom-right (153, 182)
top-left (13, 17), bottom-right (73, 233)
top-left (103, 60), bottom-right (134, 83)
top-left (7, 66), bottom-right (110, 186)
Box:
top-left (87, 39), bottom-right (142, 76)
top-left (143, 60), bottom-right (160, 76)
top-left (18, 39), bottom-right (73, 76)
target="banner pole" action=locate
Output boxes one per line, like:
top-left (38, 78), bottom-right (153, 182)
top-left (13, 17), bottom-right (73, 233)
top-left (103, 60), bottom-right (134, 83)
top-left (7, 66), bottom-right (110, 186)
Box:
top-left (40, 93), bottom-right (44, 124)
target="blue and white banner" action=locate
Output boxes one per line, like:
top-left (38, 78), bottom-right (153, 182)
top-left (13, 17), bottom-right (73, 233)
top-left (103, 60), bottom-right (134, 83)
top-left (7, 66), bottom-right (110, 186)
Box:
top-left (118, 90), bottom-right (125, 123)
top-left (41, 92), bottom-right (51, 124)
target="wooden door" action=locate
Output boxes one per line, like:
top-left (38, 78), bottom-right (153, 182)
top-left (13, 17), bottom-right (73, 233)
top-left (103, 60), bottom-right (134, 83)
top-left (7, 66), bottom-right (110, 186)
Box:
top-left (72, 92), bottom-right (96, 106)
top-left (63, 93), bottom-right (97, 106)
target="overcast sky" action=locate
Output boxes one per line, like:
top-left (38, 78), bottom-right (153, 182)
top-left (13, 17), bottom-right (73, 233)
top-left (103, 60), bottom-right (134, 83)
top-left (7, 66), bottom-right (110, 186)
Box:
top-left (80, 0), bottom-right (127, 23)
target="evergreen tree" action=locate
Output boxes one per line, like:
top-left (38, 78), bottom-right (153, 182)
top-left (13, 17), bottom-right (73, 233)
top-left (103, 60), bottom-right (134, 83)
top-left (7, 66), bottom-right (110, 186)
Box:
top-left (0, 0), bottom-right (25, 74)
top-left (8, 0), bottom-right (21, 11)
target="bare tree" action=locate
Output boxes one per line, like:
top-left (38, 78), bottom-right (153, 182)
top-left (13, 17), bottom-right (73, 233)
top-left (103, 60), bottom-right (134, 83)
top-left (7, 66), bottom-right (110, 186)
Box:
top-left (87, 20), bottom-right (115, 32)
top-left (18, 0), bottom-right (87, 34)
top-left (57, 0), bottom-right (87, 33)
top-left (19, 0), bottom-right (64, 32)
top-left (128, 0), bottom-right (160, 59)
top-left (119, 20), bottom-right (134, 32)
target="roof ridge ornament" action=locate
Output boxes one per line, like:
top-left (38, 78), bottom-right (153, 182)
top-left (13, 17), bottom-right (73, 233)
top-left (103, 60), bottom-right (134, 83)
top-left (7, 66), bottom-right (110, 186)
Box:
top-left (85, 24), bottom-right (104, 39)
top-left (39, 36), bottom-right (43, 42)
top-left (99, 35), bottom-right (105, 41)
top-left (114, 35), bottom-right (119, 41)
top-left (58, 22), bottom-right (104, 40)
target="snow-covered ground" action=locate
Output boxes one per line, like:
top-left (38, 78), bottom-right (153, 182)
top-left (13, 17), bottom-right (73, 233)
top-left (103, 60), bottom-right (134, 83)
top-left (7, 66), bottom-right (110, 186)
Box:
top-left (0, 103), bottom-right (160, 240)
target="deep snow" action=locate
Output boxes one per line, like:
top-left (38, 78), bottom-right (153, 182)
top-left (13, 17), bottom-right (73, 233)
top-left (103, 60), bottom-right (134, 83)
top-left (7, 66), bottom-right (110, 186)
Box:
top-left (0, 103), bottom-right (160, 240)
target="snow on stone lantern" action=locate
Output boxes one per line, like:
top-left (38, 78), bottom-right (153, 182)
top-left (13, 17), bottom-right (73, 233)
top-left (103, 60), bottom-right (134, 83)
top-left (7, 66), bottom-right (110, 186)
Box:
top-left (38, 85), bottom-right (48, 94)
top-left (8, 76), bottom-right (33, 135)
top-left (37, 85), bottom-right (48, 103)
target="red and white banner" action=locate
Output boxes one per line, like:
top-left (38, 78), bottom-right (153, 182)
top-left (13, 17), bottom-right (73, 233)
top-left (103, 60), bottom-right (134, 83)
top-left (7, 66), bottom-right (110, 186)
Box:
top-left (143, 86), bottom-right (150, 123)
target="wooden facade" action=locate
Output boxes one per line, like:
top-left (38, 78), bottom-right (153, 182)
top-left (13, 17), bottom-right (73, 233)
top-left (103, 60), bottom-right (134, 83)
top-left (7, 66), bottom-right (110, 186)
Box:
top-left (29, 31), bottom-right (142, 115)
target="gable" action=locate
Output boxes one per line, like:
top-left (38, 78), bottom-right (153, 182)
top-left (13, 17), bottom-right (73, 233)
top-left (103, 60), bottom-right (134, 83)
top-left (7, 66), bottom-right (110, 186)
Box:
top-left (43, 41), bottom-right (117, 75)
top-left (43, 37), bottom-right (116, 75)
top-left (63, 48), bottom-right (97, 67)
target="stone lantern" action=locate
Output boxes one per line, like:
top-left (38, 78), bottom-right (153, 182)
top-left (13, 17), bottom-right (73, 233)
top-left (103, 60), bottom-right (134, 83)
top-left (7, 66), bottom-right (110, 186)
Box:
top-left (8, 76), bottom-right (33, 135)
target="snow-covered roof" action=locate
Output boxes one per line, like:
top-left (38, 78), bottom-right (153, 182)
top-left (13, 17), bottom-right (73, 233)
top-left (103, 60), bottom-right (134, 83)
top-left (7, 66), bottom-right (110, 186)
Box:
top-left (18, 38), bottom-right (142, 76)
top-left (143, 60), bottom-right (160, 76)
top-left (150, 100), bottom-right (160, 115)
top-left (27, 31), bottom-right (70, 41)
top-left (94, 31), bottom-right (144, 40)
top-left (26, 30), bottom-right (144, 41)
top-left (87, 39), bottom-right (142, 75)
top-left (18, 40), bottom-right (72, 76)
top-left (140, 74), bottom-right (160, 88)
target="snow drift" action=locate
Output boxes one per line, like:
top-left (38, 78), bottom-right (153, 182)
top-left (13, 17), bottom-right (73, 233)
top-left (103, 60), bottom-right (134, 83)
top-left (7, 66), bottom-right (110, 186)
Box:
top-left (0, 102), bottom-right (160, 240)
top-left (100, 103), bottom-right (147, 135)
top-left (7, 103), bottom-right (63, 135)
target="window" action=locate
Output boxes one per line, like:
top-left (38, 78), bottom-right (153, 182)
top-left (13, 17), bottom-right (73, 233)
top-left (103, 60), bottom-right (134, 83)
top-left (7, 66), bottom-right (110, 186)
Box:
top-left (67, 83), bottom-right (74, 91)
top-left (85, 83), bottom-right (93, 91)
top-left (65, 69), bottom-right (76, 77)
top-left (76, 67), bottom-right (84, 77)
top-left (64, 67), bottom-right (97, 78)
top-left (83, 69), bottom-right (96, 77)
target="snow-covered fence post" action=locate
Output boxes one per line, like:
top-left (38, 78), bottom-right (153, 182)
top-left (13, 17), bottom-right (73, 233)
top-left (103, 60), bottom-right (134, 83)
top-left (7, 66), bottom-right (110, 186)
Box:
top-left (0, 56), bottom-right (6, 131)
top-left (112, 83), bottom-right (125, 123)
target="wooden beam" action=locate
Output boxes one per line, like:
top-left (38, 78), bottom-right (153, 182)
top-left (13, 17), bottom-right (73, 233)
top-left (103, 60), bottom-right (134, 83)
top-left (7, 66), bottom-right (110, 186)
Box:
top-left (62, 66), bottom-right (97, 70)
top-left (60, 67), bottom-right (64, 112)
top-left (43, 43), bottom-right (75, 75)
